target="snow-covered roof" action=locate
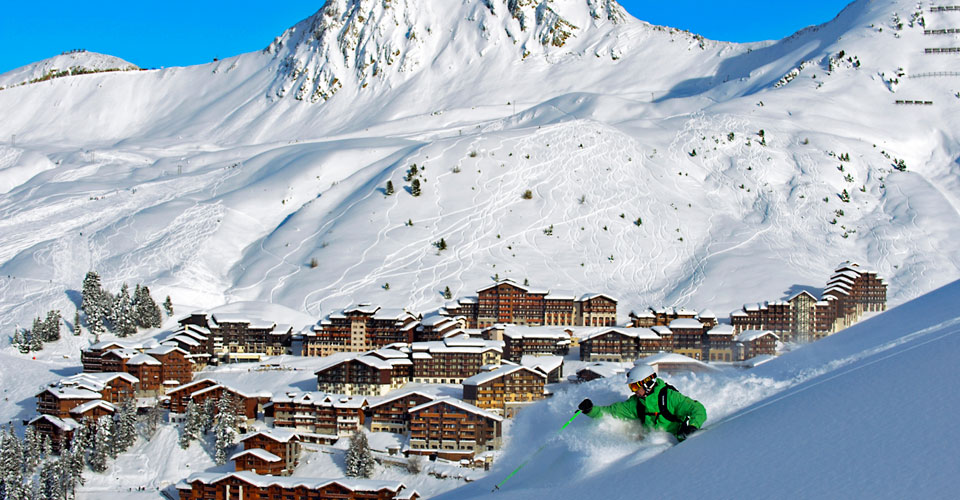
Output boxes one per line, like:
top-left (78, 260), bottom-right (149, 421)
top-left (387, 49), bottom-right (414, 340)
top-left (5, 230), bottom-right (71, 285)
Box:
top-left (576, 363), bottom-right (625, 378)
top-left (167, 378), bottom-right (218, 395)
top-left (698, 309), bottom-right (717, 319)
top-left (229, 448), bottom-right (281, 463)
top-left (735, 330), bottom-right (780, 342)
top-left (70, 399), bottom-right (117, 415)
top-left (126, 353), bottom-right (162, 366)
top-left (669, 318), bottom-right (703, 330)
top-left (102, 347), bottom-right (140, 359)
top-left (211, 313), bottom-right (276, 330)
top-left (501, 325), bottom-right (570, 340)
top-left (29, 414), bottom-right (79, 431)
top-left (408, 397), bottom-right (503, 421)
top-left (39, 386), bottom-right (101, 400)
top-left (146, 344), bottom-right (188, 356)
top-left (366, 390), bottom-right (437, 409)
top-left (707, 324), bottom-right (736, 336)
top-left (163, 334), bottom-right (201, 347)
top-left (520, 354), bottom-right (563, 373)
top-left (579, 293), bottom-right (618, 302)
top-left (630, 310), bottom-right (655, 318)
top-left (637, 352), bottom-right (717, 371)
top-left (240, 427), bottom-right (301, 443)
top-left (177, 471), bottom-right (409, 494)
top-left (652, 326), bottom-right (672, 336)
top-left (63, 371), bottom-right (139, 387)
top-left (343, 303), bottom-right (381, 315)
top-left (462, 364), bottom-right (545, 386)
top-left (373, 307), bottom-right (414, 321)
top-left (545, 290), bottom-right (576, 300)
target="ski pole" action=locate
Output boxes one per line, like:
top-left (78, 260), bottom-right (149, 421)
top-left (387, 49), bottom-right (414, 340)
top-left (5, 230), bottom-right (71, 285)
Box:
top-left (491, 410), bottom-right (582, 492)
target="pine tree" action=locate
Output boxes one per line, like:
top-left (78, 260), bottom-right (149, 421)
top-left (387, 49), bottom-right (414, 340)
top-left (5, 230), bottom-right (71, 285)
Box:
top-left (87, 417), bottom-right (111, 473)
top-left (385, 180), bottom-right (394, 195)
top-left (81, 271), bottom-right (109, 336)
top-left (73, 310), bottom-right (81, 336)
top-left (201, 398), bottom-right (217, 434)
top-left (133, 285), bottom-right (162, 328)
top-left (38, 460), bottom-right (60, 500)
top-left (12, 329), bottom-right (29, 353)
top-left (144, 398), bottom-right (163, 439)
top-left (31, 317), bottom-right (46, 345)
top-left (179, 401), bottom-right (201, 449)
top-left (43, 310), bottom-right (61, 342)
top-left (23, 426), bottom-right (40, 473)
top-left (213, 396), bottom-right (238, 465)
top-left (114, 398), bottom-right (138, 453)
top-left (410, 178), bottom-right (421, 197)
top-left (28, 328), bottom-right (43, 352)
top-left (345, 430), bottom-right (375, 478)
top-left (443, 286), bottom-right (452, 300)
top-left (111, 284), bottom-right (137, 337)
top-left (163, 296), bottom-right (174, 316)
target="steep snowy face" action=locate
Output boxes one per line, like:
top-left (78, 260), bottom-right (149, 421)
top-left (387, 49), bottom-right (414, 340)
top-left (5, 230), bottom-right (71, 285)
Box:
top-left (262, 0), bottom-right (627, 102)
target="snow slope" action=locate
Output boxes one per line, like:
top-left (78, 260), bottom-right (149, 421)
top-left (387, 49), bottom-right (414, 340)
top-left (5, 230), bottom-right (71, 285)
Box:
top-left (3, 0), bottom-right (960, 335)
top-left (0, 50), bottom-right (138, 89)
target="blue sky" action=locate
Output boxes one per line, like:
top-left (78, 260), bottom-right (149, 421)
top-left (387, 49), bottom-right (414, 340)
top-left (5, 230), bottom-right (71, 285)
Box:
top-left (0, 1), bottom-right (852, 75)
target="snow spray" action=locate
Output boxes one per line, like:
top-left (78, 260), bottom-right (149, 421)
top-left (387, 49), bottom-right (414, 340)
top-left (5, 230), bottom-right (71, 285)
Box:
top-left (492, 410), bottom-right (582, 492)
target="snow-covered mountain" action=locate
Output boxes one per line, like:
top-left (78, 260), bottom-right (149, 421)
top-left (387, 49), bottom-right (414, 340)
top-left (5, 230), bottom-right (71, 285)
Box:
top-left (2, 0), bottom-right (960, 336)
top-left (0, 50), bottom-right (138, 89)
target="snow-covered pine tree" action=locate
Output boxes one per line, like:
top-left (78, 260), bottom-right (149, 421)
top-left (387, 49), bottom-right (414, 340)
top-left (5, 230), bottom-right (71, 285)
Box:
top-left (28, 328), bottom-right (43, 352)
top-left (344, 430), bottom-right (375, 478)
top-left (137, 285), bottom-right (162, 328)
top-left (201, 398), bottom-right (217, 434)
top-left (114, 399), bottom-right (137, 453)
top-left (43, 310), bottom-right (61, 342)
top-left (30, 317), bottom-right (46, 345)
top-left (73, 310), bottom-right (81, 336)
top-left (22, 426), bottom-right (40, 473)
top-left (179, 401), bottom-right (201, 449)
top-left (87, 417), bottom-right (111, 473)
top-left (38, 460), bottom-right (60, 500)
top-left (81, 271), bottom-right (109, 336)
top-left (213, 396), bottom-right (238, 465)
top-left (111, 284), bottom-right (137, 337)
top-left (144, 399), bottom-right (163, 439)
top-left (444, 286), bottom-right (453, 299)
top-left (163, 296), bottom-right (173, 316)
top-left (1, 424), bottom-right (25, 492)
top-left (12, 328), bottom-right (29, 353)
top-left (65, 435), bottom-right (87, 491)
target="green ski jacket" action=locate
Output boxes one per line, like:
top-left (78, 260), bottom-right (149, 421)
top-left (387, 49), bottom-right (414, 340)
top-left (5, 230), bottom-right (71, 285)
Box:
top-left (584, 379), bottom-right (707, 439)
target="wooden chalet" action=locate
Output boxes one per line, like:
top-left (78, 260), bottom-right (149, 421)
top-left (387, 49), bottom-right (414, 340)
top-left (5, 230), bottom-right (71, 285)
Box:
top-left (498, 325), bottom-right (570, 362)
top-left (37, 386), bottom-right (102, 418)
top-left (519, 355), bottom-right (564, 383)
top-left (462, 365), bottom-right (547, 417)
top-left (409, 335), bottom-right (502, 384)
top-left (145, 345), bottom-right (195, 388)
top-left (735, 330), bottom-right (779, 360)
top-left (28, 414), bottom-right (79, 453)
top-left (407, 398), bottom-right (502, 461)
top-left (176, 472), bottom-right (418, 500)
top-left (365, 391), bottom-right (436, 434)
top-left (579, 327), bottom-right (663, 362)
top-left (266, 391), bottom-right (367, 441)
top-left (314, 354), bottom-right (401, 397)
top-left (574, 363), bottom-right (626, 383)
top-left (234, 428), bottom-right (301, 476)
top-left (637, 352), bottom-right (718, 375)
top-left (167, 379), bottom-right (221, 414)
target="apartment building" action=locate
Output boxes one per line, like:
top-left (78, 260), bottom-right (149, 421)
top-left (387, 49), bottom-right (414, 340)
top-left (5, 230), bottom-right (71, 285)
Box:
top-left (461, 365), bottom-right (547, 417)
top-left (366, 390), bottom-right (436, 434)
top-left (232, 429), bottom-right (302, 476)
top-left (304, 305), bottom-right (419, 357)
top-left (266, 391), bottom-right (367, 441)
top-left (176, 472), bottom-right (418, 500)
top-left (407, 398), bottom-right (502, 461)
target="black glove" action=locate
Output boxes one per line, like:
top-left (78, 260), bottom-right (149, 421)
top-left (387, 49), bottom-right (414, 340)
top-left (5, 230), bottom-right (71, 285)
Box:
top-left (578, 398), bottom-right (593, 414)
top-left (677, 422), bottom-right (698, 440)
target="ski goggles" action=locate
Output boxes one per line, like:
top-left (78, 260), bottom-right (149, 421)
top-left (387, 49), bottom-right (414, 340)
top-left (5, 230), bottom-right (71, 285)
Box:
top-left (628, 374), bottom-right (657, 393)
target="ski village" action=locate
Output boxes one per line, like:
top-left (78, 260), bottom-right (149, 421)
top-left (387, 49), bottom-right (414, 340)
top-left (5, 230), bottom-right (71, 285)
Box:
top-left (3, 0), bottom-right (960, 498)
top-left (14, 262), bottom-right (886, 499)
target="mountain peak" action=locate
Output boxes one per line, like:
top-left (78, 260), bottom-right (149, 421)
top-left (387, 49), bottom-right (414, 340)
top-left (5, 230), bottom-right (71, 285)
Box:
top-left (264, 0), bottom-right (627, 103)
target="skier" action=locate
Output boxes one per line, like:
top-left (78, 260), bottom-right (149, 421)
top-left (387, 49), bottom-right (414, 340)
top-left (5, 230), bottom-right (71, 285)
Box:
top-left (578, 364), bottom-right (706, 441)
